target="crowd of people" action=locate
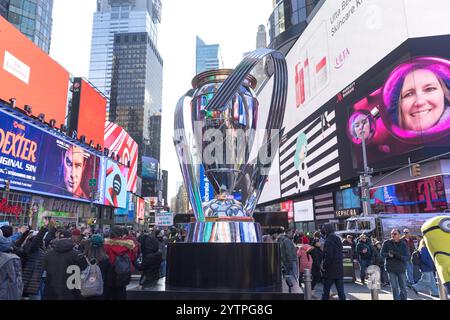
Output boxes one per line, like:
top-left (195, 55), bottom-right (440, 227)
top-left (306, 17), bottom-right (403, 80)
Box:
top-left (0, 218), bottom-right (444, 301)
top-left (0, 218), bottom-right (185, 300)
top-left (271, 225), bottom-right (441, 300)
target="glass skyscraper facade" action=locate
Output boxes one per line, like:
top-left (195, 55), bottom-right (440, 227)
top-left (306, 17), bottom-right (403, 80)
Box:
top-left (109, 31), bottom-right (163, 159)
top-left (3, 0), bottom-right (53, 53)
top-left (195, 36), bottom-right (222, 74)
top-left (89, 0), bottom-right (161, 106)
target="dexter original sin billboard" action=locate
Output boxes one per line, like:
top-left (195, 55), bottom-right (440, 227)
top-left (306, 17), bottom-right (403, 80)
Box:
top-left (0, 16), bottom-right (70, 127)
top-left (0, 103), bottom-right (101, 203)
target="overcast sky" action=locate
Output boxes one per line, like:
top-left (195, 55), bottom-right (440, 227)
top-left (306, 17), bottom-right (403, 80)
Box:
top-left (50, 0), bottom-right (274, 201)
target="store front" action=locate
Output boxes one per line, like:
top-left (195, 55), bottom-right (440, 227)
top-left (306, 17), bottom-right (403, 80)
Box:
top-left (293, 198), bottom-right (315, 234)
top-left (333, 186), bottom-right (361, 231)
top-left (0, 190), bottom-right (32, 227)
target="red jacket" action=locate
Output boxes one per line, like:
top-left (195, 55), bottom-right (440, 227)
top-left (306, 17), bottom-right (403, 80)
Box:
top-left (104, 238), bottom-right (137, 271)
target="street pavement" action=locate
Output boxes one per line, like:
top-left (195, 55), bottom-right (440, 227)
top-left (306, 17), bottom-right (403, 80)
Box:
top-left (311, 279), bottom-right (442, 300)
top-left (127, 275), bottom-right (446, 300)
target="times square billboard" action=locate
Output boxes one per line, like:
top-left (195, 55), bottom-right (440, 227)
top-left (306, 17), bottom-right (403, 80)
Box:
top-left (257, 0), bottom-right (450, 204)
top-left (0, 103), bottom-right (101, 203)
top-left (0, 16), bottom-right (70, 127)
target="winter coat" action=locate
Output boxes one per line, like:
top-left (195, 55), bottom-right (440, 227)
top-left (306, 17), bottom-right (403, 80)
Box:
top-left (297, 244), bottom-right (313, 273)
top-left (381, 239), bottom-right (409, 274)
top-left (140, 235), bottom-right (162, 284)
top-left (401, 237), bottom-right (415, 256)
top-left (308, 247), bottom-right (323, 278)
top-left (104, 238), bottom-right (136, 288)
top-left (372, 246), bottom-right (384, 267)
top-left (278, 235), bottom-right (298, 264)
top-left (83, 257), bottom-right (114, 300)
top-left (418, 246), bottom-right (435, 273)
top-left (0, 235), bottom-right (12, 253)
top-left (342, 239), bottom-right (357, 259)
top-left (322, 234), bottom-right (344, 279)
top-left (104, 238), bottom-right (137, 266)
top-left (0, 252), bottom-right (23, 300)
top-left (21, 227), bottom-right (48, 295)
top-left (43, 238), bottom-right (87, 300)
top-left (356, 240), bottom-right (373, 261)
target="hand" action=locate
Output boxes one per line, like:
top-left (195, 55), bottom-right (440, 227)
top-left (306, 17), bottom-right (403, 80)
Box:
top-left (388, 251), bottom-right (394, 258)
top-left (362, 248), bottom-right (367, 253)
top-left (19, 226), bottom-right (29, 233)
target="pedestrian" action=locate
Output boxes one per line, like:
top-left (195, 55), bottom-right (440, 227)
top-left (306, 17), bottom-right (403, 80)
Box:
top-left (262, 235), bottom-right (273, 243)
top-left (356, 234), bottom-right (373, 284)
top-left (42, 230), bottom-right (86, 300)
top-left (0, 244), bottom-right (23, 300)
top-left (320, 223), bottom-right (346, 300)
top-left (298, 231), bottom-right (310, 245)
top-left (412, 235), bottom-right (423, 283)
top-left (401, 228), bottom-right (416, 285)
top-left (381, 229), bottom-right (410, 300)
top-left (104, 226), bottom-right (136, 300)
top-left (71, 228), bottom-right (84, 252)
top-left (297, 242), bottom-right (313, 286)
top-left (411, 239), bottom-right (439, 297)
top-left (372, 241), bottom-right (388, 286)
top-left (308, 238), bottom-right (323, 297)
top-left (18, 218), bottom-right (56, 300)
top-left (155, 229), bottom-right (168, 278)
top-left (0, 228), bottom-right (13, 253)
top-left (82, 234), bottom-right (114, 300)
top-left (278, 228), bottom-right (299, 281)
top-left (138, 232), bottom-right (162, 287)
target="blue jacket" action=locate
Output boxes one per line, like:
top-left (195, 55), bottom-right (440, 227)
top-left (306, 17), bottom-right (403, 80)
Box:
top-left (419, 246), bottom-right (435, 273)
top-left (0, 236), bottom-right (12, 253)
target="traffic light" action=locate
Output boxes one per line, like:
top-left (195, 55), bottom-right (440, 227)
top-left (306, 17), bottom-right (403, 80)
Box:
top-left (411, 163), bottom-right (421, 177)
top-left (4, 180), bottom-right (10, 192)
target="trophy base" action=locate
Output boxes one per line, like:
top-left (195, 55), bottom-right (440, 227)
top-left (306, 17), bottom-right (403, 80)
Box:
top-left (166, 242), bottom-right (282, 291)
top-left (185, 221), bottom-right (262, 243)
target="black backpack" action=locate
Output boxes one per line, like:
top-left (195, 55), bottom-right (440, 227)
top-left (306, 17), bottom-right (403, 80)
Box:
top-left (114, 253), bottom-right (131, 287)
top-left (411, 250), bottom-right (421, 266)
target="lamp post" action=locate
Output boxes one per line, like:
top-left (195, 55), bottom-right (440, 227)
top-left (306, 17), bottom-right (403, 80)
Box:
top-left (358, 115), bottom-right (373, 217)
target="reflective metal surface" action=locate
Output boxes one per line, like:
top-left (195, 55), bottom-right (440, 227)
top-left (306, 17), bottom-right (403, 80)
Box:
top-left (173, 48), bottom-right (288, 242)
top-left (185, 221), bottom-right (262, 243)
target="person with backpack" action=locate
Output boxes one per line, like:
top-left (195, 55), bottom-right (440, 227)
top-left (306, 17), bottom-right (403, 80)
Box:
top-left (104, 226), bottom-right (136, 300)
top-left (137, 232), bottom-right (162, 287)
top-left (42, 230), bottom-right (87, 300)
top-left (411, 239), bottom-right (439, 297)
top-left (81, 234), bottom-right (114, 300)
top-left (0, 249), bottom-right (23, 300)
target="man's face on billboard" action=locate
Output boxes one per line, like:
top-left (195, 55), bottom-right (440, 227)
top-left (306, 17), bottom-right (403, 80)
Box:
top-left (63, 146), bottom-right (85, 193)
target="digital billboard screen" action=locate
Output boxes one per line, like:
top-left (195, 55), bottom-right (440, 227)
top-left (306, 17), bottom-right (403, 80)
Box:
top-left (103, 159), bottom-right (128, 208)
top-left (104, 121), bottom-right (138, 193)
top-left (0, 16), bottom-right (69, 127)
top-left (0, 105), bottom-right (101, 202)
top-left (142, 156), bottom-right (159, 180)
top-left (70, 78), bottom-right (107, 148)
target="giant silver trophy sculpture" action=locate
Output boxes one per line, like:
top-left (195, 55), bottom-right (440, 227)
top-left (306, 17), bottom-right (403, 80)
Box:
top-left (174, 48), bottom-right (287, 242)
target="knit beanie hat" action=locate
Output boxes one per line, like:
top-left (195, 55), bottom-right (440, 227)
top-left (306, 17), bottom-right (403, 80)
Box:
top-left (91, 234), bottom-right (104, 248)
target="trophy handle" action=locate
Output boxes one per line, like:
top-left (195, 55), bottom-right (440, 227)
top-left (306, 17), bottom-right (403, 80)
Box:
top-left (173, 89), bottom-right (205, 222)
top-left (205, 48), bottom-right (288, 215)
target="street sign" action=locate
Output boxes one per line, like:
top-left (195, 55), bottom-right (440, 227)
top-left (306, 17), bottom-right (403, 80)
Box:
top-left (89, 179), bottom-right (97, 187)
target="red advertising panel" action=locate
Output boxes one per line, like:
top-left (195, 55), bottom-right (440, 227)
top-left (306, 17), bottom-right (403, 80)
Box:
top-left (136, 197), bottom-right (145, 223)
top-left (0, 16), bottom-right (69, 126)
top-left (76, 79), bottom-right (107, 147)
top-left (104, 121), bottom-right (138, 193)
top-left (281, 200), bottom-right (294, 220)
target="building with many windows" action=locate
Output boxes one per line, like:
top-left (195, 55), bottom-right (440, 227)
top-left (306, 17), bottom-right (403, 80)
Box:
top-left (89, 0), bottom-right (161, 112)
top-left (2, 0), bottom-right (53, 53)
top-left (109, 31), bottom-right (163, 162)
top-left (195, 36), bottom-right (222, 74)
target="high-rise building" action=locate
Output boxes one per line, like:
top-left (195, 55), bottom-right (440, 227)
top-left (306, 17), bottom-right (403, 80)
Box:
top-left (89, 0), bottom-right (161, 111)
top-left (109, 31), bottom-right (163, 164)
top-left (3, 0), bottom-right (53, 53)
top-left (195, 36), bottom-right (223, 74)
top-left (253, 24), bottom-right (267, 90)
